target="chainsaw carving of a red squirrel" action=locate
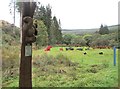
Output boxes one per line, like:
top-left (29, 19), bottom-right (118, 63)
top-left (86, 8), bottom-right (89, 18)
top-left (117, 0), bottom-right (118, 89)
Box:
top-left (22, 2), bottom-right (37, 44)
top-left (23, 16), bottom-right (37, 43)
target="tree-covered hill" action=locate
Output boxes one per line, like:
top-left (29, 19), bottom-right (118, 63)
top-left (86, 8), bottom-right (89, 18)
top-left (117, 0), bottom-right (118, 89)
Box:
top-left (62, 25), bottom-right (119, 34)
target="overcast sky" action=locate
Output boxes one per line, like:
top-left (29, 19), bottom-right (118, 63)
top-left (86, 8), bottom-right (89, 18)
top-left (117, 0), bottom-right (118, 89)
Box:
top-left (0, 0), bottom-right (119, 29)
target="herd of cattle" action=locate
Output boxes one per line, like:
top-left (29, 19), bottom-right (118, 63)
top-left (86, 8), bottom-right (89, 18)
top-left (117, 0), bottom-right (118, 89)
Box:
top-left (65, 47), bottom-right (103, 55)
top-left (44, 46), bottom-right (107, 55)
top-left (65, 47), bottom-right (90, 51)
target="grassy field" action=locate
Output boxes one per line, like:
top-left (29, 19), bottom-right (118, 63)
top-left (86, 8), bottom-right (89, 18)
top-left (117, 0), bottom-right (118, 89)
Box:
top-left (2, 46), bottom-right (118, 87)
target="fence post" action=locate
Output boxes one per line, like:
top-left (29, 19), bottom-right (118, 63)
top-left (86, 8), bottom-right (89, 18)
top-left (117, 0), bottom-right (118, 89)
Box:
top-left (113, 46), bottom-right (116, 66)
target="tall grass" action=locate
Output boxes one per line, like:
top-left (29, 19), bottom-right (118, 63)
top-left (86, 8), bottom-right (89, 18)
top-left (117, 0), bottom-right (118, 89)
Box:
top-left (2, 46), bottom-right (19, 83)
top-left (33, 53), bottom-right (78, 67)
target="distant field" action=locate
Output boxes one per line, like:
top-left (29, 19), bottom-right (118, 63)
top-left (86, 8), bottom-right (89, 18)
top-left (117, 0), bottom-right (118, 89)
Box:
top-left (33, 47), bottom-right (118, 64)
top-left (2, 47), bottom-right (118, 87)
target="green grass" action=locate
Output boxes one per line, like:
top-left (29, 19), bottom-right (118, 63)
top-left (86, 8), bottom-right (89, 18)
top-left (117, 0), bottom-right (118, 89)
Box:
top-left (33, 47), bottom-right (118, 65)
top-left (2, 47), bottom-right (118, 87)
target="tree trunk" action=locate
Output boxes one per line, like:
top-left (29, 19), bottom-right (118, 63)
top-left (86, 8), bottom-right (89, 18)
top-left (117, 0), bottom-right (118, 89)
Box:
top-left (19, 1), bottom-right (36, 88)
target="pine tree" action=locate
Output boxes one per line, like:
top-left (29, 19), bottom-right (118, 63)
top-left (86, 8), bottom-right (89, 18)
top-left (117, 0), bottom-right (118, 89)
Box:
top-left (34, 4), bottom-right (52, 44)
top-left (53, 16), bottom-right (62, 44)
top-left (50, 20), bottom-right (57, 44)
top-left (99, 24), bottom-right (109, 35)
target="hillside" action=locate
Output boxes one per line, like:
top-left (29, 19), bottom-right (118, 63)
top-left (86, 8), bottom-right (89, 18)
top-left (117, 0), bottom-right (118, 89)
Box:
top-left (0, 20), bottom-right (14, 28)
top-left (0, 20), bottom-right (20, 45)
top-left (62, 25), bottom-right (119, 34)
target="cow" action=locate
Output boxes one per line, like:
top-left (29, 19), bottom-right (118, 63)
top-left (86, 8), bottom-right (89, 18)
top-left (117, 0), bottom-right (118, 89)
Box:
top-left (76, 48), bottom-right (83, 51)
top-left (84, 52), bottom-right (87, 55)
top-left (60, 48), bottom-right (63, 51)
top-left (66, 47), bottom-right (74, 51)
top-left (44, 45), bottom-right (52, 51)
top-left (99, 52), bottom-right (103, 55)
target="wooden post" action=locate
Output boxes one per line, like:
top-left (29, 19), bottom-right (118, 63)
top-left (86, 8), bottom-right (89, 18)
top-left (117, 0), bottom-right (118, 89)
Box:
top-left (19, 1), bottom-right (36, 88)
top-left (113, 46), bottom-right (116, 66)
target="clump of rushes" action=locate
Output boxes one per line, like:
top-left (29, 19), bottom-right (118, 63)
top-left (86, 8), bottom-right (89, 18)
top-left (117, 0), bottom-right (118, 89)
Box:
top-left (33, 53), bottom-right (78, 67)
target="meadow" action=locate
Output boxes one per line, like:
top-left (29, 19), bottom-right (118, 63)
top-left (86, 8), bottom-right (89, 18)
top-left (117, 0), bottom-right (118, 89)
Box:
top-left (2, 46), bottom-right (118, 87)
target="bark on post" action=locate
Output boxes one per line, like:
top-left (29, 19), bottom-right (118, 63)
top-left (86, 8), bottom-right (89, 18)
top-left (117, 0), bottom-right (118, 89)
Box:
top-left (19, 1), bottom-right (36, 88)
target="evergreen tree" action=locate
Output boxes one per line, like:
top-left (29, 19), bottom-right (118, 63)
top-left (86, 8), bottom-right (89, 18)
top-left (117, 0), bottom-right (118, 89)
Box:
top-left (50, 20), bottom-right (57, 44)
top-left (34, 4), bottom-right (52, 44)
top-left (99, 24), bottom-right (109, 35)
top-left (104, 25), bottom-right (109, 34)
top-left (45, 4), bottom-right (52, 44)
top-left (53, 16), bottom-right (62, 44)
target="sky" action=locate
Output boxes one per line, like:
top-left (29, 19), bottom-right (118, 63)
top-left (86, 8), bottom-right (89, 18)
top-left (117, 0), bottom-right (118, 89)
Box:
top-left (0, 0), bottom-right (119, 29)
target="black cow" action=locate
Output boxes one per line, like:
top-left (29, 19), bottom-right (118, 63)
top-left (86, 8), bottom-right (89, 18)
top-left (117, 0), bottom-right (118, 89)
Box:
top-left (76, 48), bottom-right (83, 51)
top-left (99, 52), bottom-right (103, 55)
top-left (66, 47), bottom-right (74, 51)
top-left (84, 52), bottom-right (87, 55)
